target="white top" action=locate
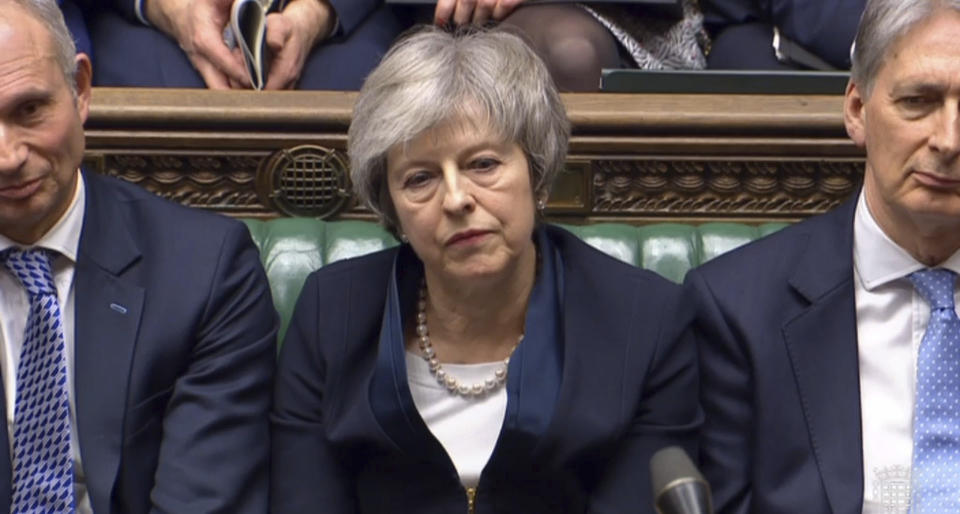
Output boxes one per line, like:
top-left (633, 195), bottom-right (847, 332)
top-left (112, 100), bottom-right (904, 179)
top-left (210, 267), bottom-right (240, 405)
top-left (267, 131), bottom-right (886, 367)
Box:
top-left (854, 191), bottom-right (960, 514)
top-left (0, 171), bottom-right (91, 513)
top-left (405, 351), bottom-right (507, 489)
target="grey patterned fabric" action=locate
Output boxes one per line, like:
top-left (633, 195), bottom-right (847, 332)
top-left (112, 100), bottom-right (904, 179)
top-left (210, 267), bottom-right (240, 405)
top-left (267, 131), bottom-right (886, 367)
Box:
top-left (580, 0), bottom-right (709, 70)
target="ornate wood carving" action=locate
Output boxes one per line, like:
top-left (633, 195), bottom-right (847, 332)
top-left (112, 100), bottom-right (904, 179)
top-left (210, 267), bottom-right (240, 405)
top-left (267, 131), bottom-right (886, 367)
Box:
top-left (84, 88), bottom-right (867, 223)
top-left (99, 153), bottom-right (269, 215)
top-left (591, 159), bottom-right (864, 219)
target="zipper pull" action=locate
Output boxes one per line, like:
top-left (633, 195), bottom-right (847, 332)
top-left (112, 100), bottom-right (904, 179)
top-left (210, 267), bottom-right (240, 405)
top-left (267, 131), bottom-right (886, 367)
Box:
top-left (466, 487), bottom-right (477, 514)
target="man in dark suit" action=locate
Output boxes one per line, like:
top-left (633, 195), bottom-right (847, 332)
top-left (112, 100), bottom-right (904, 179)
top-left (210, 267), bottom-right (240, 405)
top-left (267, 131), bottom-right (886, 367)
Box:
top-left (686, 0), bottom-right (960, 512)
top-left (0, 1), bottom-right (276, 512)
top-left (85, 0), bottom-right (410, 90)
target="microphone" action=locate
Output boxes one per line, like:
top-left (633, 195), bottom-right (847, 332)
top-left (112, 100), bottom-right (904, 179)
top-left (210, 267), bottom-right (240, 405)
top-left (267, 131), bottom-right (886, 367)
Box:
top-left (649, 446), bottom-right (713, 514)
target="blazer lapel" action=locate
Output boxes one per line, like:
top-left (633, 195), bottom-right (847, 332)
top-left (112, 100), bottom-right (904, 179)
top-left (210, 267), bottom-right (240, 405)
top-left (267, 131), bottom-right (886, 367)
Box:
top-left (73, 172), bottom-right (143, 513)
top-left (367, 247), bottom-right (453, 471)
top-left (783, 196), bottom-right (863, 513)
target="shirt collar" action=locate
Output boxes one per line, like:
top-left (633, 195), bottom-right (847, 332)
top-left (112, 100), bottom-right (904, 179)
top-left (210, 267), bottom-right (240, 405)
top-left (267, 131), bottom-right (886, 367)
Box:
top-left (853, 189), bottom-right (960, 290)
top-left (0, 170), bottom-right (85, 263)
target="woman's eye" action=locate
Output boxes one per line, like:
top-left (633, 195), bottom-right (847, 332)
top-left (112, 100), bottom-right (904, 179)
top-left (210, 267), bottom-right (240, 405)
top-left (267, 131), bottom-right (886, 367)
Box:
top-left (403, 171), bottom-right (432, 189)
top-left (469, 158), bottom-right (500, 172)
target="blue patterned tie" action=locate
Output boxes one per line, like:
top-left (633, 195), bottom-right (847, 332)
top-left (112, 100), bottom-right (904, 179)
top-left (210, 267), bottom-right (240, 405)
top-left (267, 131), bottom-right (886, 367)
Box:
top-left (3, 249), bottom-right (75, 513)
top-left (909, 268), bottom-right (960, 513)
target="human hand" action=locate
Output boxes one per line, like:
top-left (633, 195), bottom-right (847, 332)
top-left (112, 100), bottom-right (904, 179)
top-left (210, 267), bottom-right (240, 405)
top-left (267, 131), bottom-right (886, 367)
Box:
top-left (263, 0), bottom-right (335, 90)
top-left (434, 0), bottom-right (525, 26)
top-left (145, 0), bottom-right (250, 89)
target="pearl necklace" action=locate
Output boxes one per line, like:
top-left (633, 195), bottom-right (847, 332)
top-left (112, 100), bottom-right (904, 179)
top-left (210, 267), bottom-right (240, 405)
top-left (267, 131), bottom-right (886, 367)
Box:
top-left (416, 280), bottom-right (521, 398)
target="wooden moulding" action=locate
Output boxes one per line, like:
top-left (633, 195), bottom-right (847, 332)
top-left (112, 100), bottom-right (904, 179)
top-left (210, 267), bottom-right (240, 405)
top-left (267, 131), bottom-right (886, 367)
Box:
top-left (83, 88), bottom-right (864, 224)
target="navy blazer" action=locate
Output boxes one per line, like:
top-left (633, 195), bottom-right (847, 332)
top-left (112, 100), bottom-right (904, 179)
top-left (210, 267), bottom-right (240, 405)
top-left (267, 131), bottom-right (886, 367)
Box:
top-left (0, 171), bottom-right (278, 513)
top-left (272, 225), bottom-right (700, 513)
top-left (685, 195), bottom-right (863, 513)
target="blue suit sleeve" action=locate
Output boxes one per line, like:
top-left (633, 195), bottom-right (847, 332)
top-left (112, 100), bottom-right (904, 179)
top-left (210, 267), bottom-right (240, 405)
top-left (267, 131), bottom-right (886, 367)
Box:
top-left (148, 222), bottom-right (278, 514)
top-left (327, 0), bottom-right (382, 37)
top-left (683, 268), bottom-right (753, 514)
top-left (588, 280), bottom-right (703, 513)
top-left (271, 272), bottom-right (357, 514)
top-left (102, 0), bottom-right (148, 24)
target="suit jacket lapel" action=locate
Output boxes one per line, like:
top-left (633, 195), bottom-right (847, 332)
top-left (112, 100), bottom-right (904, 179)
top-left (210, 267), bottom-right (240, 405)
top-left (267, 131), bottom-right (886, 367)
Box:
top-left (0, 378), bottom-right (9, 512)
top-left (367, 246), bottom-right (453, 471)
top-left (73, 171), bottom-right (143, 513)
top-left (783, 196), bottom-right (863, 513)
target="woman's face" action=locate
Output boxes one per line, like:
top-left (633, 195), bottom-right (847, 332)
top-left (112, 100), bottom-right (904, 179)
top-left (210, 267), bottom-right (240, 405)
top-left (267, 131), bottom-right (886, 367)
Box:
top-left (386, 118), bottom-right (538, 283)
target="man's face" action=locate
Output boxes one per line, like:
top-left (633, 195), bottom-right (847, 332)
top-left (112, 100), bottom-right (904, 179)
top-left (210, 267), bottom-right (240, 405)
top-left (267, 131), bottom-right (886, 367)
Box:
top-left (0, 6), bottom-right (90, 244)
top-left (845, 9), bottom-right (960, 250)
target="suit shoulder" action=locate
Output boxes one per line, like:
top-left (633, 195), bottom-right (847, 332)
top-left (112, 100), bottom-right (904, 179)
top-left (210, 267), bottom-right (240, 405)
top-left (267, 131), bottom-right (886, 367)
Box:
top-left (302, 246), bottom-right (398, 290)
top-left (91, 172), bottom-right (244, 233)
top-left (692, 209), bottom-right (843, 279)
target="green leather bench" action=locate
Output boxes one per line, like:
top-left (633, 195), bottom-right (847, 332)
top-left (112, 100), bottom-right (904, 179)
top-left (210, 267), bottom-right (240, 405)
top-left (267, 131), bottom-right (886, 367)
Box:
top-left (242, 219), bottom-right (788, 341)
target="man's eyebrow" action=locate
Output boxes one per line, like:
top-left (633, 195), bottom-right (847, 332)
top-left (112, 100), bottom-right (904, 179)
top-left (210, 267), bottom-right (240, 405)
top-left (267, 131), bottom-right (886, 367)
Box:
top-left (891, 81), bottom-right (947, 96)
top-left (0, 87), bottom-right (54, 110)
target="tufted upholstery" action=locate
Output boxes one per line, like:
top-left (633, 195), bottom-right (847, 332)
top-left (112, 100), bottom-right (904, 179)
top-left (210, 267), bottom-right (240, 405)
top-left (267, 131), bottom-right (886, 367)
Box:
top-left (242, 219), bottom-right (788, 342)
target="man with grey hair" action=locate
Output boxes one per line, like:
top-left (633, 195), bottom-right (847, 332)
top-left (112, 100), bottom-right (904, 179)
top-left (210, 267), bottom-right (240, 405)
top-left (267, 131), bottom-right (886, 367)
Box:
top-left (685, 0), bottom-right (960, 512)
top-left (0, 0), bottom-right (276, 512)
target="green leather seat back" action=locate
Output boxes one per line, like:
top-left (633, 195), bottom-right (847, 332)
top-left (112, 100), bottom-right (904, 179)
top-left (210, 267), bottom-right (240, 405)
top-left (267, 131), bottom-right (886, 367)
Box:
top-left (242, 219), bottom-right (786, 342)
top-left (243, 219), bottom-right (398, 341)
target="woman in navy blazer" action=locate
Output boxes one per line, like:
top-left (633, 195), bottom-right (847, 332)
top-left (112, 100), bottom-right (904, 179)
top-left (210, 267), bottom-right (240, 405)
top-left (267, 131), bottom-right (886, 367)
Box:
top-left (270, 26), bottom-right (701, 513)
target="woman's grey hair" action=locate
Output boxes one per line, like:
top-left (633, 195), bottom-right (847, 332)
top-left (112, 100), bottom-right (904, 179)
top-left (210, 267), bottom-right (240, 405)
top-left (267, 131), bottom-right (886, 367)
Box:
top-left (8, 0), bottom-right (78, 96)
top-left (348, 26), bottom-right (570, 235)
top-left (851, 0), bottom-right (960, 98)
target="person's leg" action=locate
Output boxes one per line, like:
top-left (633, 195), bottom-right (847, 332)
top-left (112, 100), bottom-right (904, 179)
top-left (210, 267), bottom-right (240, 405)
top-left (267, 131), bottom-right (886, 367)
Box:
top-left (91, 5), bottom-right (411, 89)
top-left (706, 22), bottom-right (794, 70)
top-left (89, 8), bottom-right (205, 87)
top-left (297, 6), bottom-right (412, 90)
top-left (501, 5), bottom-right (620, 91)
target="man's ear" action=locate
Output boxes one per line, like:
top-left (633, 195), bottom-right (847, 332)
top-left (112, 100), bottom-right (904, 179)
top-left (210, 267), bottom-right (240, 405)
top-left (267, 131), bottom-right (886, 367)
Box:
top-left (843, 80), bottom-right (867, 148)
top-left (73, 53), bottom-right (93, 124)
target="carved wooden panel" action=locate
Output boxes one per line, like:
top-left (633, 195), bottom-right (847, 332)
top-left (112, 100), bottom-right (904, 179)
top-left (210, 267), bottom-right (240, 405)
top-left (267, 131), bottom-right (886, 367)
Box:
top-left (84, 88), bottom-right (867, 223)
top-left (591, 158), bottom-right (864, 220)
top-left (98, 153), bottom-right (268, 215)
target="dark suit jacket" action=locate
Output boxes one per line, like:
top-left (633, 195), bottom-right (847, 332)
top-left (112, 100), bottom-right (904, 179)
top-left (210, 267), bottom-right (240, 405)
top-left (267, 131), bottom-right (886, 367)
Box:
top-left (271, 225), bottom-right (700, 513)
top-left (684, 195), bottom-right (863, 513)
top-left (0, 171), bottom-right (278, 513)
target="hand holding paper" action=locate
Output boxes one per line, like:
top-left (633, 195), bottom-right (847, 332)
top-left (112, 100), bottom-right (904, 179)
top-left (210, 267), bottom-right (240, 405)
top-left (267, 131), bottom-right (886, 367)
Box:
top-left (263, 0), bottom-right (336, 89)
top-left (145, 0), bottom-right (250, 89)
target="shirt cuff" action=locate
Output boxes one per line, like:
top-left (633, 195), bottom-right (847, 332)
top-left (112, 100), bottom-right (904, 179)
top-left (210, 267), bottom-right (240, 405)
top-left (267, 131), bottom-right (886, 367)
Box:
top-left (135, 0), bottom-right (150, 26)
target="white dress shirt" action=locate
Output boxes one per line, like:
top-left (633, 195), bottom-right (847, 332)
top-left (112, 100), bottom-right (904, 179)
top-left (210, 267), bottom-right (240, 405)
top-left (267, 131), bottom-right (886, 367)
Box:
top-left (0, 171), bottom-right (91, 513)
top-left (406, 351), bottom-right (507, 489)
top-left (854, 192), bottom-right (960, 514)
